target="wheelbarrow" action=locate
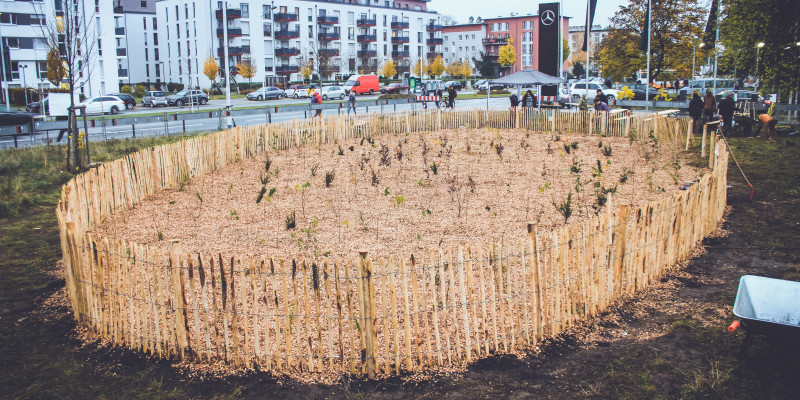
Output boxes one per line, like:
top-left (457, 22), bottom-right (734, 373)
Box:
top-left (728, 275), bottom-right (800, 356)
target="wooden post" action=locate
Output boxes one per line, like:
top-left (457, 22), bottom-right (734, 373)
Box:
top-left (357, 250), bottom-right (378, 379)
top-left (169, 241), bottom-right (189, 359)
top-left (701, 124), bottom-right (707, 156)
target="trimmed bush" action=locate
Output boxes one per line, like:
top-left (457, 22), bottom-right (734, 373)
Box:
top-left (133, 85), bottom-right (146, 98)
top-left (477, 89), bottom-right (511, 95)
top-left (120, 85), bottom-right (133, 95)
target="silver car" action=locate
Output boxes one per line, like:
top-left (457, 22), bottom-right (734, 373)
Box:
top-left (142, 91), bottom-right (168, 107)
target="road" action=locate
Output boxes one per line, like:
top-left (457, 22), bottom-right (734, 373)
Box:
top-left (1, 95), bottom-right (514, 149)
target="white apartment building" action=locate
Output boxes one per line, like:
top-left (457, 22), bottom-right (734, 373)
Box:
top-left (442, 22), bottom-right (484, 67)
top-left (116, 0), bottom-right (160, 85)
top-left (155, 0), bottom-right (443, 88)
top-left (0, 0), bottom-right (129, 100)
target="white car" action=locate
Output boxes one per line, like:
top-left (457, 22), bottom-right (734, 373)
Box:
top-left (569, 82), bottom-right (620, 104)
top-left (319, 85), bottom-right (346, 100)
top-left (78, 96), bottom-right (126, 115)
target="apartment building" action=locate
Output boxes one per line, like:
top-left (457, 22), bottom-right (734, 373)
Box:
top-left (442, 22), bottom-right (485, 66)
top-left (155, 0), bottom-right (443, 88)
top-left (568, 24), bottom-right (607, 56)
top-left (443, 12), bottom-right (570, 77)
top-left (115, 0), bottom-right (160, 85)
top-left (0, 0), bottom-right (129, 99)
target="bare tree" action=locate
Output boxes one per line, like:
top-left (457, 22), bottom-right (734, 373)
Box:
top-left (39, 0), bottom-right (99, 170)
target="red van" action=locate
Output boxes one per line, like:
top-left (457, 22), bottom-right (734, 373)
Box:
top-left (343, 74), bottom-right (380, 95)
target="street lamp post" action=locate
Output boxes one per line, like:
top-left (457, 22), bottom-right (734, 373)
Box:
top-left (20, 64), bottom-right (28, 105)
top-left (755, 42), bottom-right (765, 90)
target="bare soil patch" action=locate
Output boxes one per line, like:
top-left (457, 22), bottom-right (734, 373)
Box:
top-left (96, 129), bottom-right (705, 259)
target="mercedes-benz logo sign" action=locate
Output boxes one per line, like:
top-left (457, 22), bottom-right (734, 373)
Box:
top-left (541, 10), bottom-right (556, 26)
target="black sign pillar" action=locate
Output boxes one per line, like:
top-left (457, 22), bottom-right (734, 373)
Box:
top-left (538, 2), bottom-right (560, 97)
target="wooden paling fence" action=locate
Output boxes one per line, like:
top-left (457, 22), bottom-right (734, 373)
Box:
top-left (56, 109), bottom-right (727, 379)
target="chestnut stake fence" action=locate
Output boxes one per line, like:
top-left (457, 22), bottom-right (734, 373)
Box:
top-left (56, 108), bottom-right (727, 379)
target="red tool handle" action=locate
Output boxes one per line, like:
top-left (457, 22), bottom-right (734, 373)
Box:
top-left (728, 320), bottom-right (740, 332)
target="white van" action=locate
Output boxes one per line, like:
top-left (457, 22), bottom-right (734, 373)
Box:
top-left (679, 78), bottom-right (736, 97)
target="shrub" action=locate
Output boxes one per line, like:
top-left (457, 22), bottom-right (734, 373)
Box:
top-left (120, 85), bottom-right (133, 95)
top-left (167, 82), bottom-right (185, 93)
top-left (477, 89), bottom-right (510, 95)
top-left (133, 85), bottom-right (146, 98)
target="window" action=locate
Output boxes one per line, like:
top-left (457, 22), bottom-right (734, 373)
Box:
top-left (175, 5), bottom-right (179, 20)
top-left (241, 21), bottom-right (250, 35)
top-left (143, 16), bottom-right (147, 30)
top-left (241, 4), bottom-right (249, 18)
top-left (141, 1), bottom-right (147, 7)
top-left (0, 14), bottom-right (17, 25)
top-left (176, 24), bottom-right (180, 38)
top-left (153, 17), bottom-right (157, 30)
top-left (154, 32), bottom-right (159, 45)
top-left (177, 42), bottom-right (181, 56)
top-left (263, 23), bottom-right (272, 36)
top-left (418, 32), bottom-right (422, 41)
top-left (146, 64), bottom-right (150, 77)
top-left (184, 4), bottom-right (188, 19)
top-left (193, 3), bottom-right (196, 18)
top-left (37, 61), bottom-right (47, 79)
top-left (155, 48), bottom-right (160, 60)
top-left (10, 61), bottom-right (19, 79)
top-left (30, 14), bottom-right (46, 25)
top-left (348, 27), bottom-right (355, 40)
top-left (186, 22), bottom-right (189, 38)
top-left (6, 38), bottom-right (19, 49)
top-left (263, 5), bottom-right (271, 19)
top-left (145, 48), bottom-right (149, 61)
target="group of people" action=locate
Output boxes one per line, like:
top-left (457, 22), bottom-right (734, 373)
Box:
top-left (688, 89), bottom-right (777, 140)
top-left (509, 90), bottom-right (539, 111)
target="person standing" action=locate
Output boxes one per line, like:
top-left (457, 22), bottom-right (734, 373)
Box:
top-left (595, 89), bottom-right (608, 105)
top-left (347, 90), bottom-right (357, 115)
top-left (509, 93), bottom-right (519, 111)
top-left (522, 90), bottom-right (536, 108)
top-left (447, 87), bottom-right (456, 109)
top-left (702, 89), bottom-right (717, 124)
top-left (688, 91), bottom-right (704, 134)
top-left (718, 92), bottom-right (735, 136)
top-left (421, 85), bottom-right (429, 109)
top-left (578, 94), bottom-right (588, 111)
top-left (434, 86), bottom-right (442, 109)
top-left (604, 77), bottom-right (613, 89)
top-left (311, 90), bottom-right (323, 118)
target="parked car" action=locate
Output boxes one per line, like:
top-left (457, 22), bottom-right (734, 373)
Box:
top-left (0, 111), bottom-right (36, 126)
top-left (717, 90), bottom-right (765, 103)
top-left (284, 84), bottom-right (309, 98)
top-left (557, 86), bottom-right (572, 108)
top-left (109, 93), bottom-right (137, 109)
top-left (678, 78), bottom-right (736, 98)
top-left (166, 90), bottom-right (208, 106)
top-left (380, 82), bottom-right (410, 94)
top-left (246, 87), bottom-right (285, 100)
top-left (77, 96), bottom-right (126, 115)
top-left (474, 80), bottom-right (504, 91)
top-left (569, 82), bottom-right (620, 103)
top-left (319, 85), bottom-right (346, 100)
top-left (26, 98), bottom-right (49, 114)
top-left (620, 83), bottom-right (659, 100)
top-left (444, 81), bottom-right (462, 90)
top-left (423, 80), bottom-right (447, 92)
top-left (142, 90), bottom-right (168, 107)
top-left (343, 74), bottom-right (380, 95)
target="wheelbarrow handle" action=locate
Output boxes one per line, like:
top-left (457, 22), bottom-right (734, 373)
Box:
top-left (728, 320), bottom-right (740, 332)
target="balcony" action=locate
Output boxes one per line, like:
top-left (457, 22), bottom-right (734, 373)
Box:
top-left (113, 5), bottom-right (123, 14)
top-left (396, 65), bottom-right (410, 73)
top-left (357, 49), bottom-right (377, 58)
top-left (426, 23), bottom-right (443, 31)
top-left (276, 65), bottom-right (299, 74)
top-left (215, 8), bottom-right (242, 19)
top-left (318, 32), bottom-right (340, 41)
top-left (317, 15), bottom-right (338, 24)
top-left (275, 29), bottom-right (300, 39)
top-left (391, 36), bottom-right (410, 44)
top-left (274, 12), bottom-right (298, 22)
top-left (275, 47), bottom-right (300, 56)
top-left (319, 48), bottom-right (339, 57)
top-left (426, 37), bottom-right (444, 45)
top-left (217, 28), bottom-right (243, 37)
top-left (426, 52), bottom-right (442, 59)
top-left (482, 37), bottom-right (508, 46)
top-left (390, 21), bottom-right (409, 29)
top-left (391, 51), bottom-right (410, 58)
top-left (218, 46), bottom-right (244, 56)
top-left (117, 69), bottom-right (128, 78)
top-left (114, 27), bottom-right (125, 36)
top-left (357, 34), bottom-right (377, 42)
top-left (357, 18), bottom-right (377, 27)
top-left (116, 48), bottom-right (126, 57)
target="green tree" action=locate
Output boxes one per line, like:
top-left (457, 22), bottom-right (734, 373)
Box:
top-left (498, 37), bottom-right (517, 71)
top-left (598, 0), bottom-right (705, 83)
top-left (720, 0), bottom-right (800, 96)
top-left (572, 61), bottom-right (586, 78)
top-left (472, 52), bottom-right (498, 77)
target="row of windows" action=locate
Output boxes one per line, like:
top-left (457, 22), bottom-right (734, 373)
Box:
top-left (0, 13), bottom-right (46, 26)
top-left (444, 34), bottom-right (478, 41)
top-left (490, 20), bottom-right (537, 32)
